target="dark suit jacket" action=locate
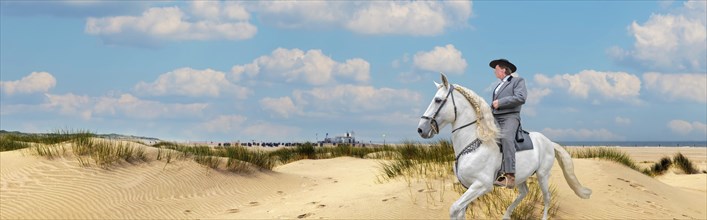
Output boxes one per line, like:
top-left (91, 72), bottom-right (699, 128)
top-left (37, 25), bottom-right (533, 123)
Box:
top-left (492, 75), bottom-right (527, 115)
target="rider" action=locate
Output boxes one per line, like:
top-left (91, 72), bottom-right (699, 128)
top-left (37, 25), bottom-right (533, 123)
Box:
top-left (489, 58), bottom-right (527, 188)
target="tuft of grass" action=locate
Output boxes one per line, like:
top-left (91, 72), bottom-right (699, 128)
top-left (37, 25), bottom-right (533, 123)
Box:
top-left (649, 157), bottom-right (672, 176)
top-left (28, 144), bottom-right (67, 159)
top-left (3, 129), bottom-right (94, 145)
top-left (194, 154), bottom-right (221, 169)
top-left (218, 146), bottom-right (274, 171)
top-left (72, 139), bottom-right (148, 169)
top-left (568, 147), bottom-right (648, 174)
top-left (673, 153), bottom-right (699, 174)
top-left (0, 136), bottom-right (33, 151)
top-left (155, 142), bottom-right (276, 172)
top-left (462, 178), bottom-right (559, 219)
top-left (296, 142), bottom-right (316, 159)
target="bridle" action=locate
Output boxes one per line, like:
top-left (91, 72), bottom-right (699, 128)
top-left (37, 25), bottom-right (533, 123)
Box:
top-left (420, 84), bottom-right (477, 135)
top-left (420, 84), bottom-right (483, 189)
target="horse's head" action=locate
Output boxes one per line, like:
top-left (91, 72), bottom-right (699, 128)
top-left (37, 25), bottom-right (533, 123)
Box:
top-left (418, 73), bottom-right (457, 139)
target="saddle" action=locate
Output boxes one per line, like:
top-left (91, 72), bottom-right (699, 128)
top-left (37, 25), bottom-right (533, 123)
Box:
top-left (498, 125), bottom-right (534, 152)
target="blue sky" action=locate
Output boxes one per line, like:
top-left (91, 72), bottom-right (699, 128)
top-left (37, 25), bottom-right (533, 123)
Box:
top-left (1, 1), bottom-right (705, 143)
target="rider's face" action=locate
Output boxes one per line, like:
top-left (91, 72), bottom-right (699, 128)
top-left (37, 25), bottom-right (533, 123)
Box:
top-left (494, 65), bottom-right (506, 80)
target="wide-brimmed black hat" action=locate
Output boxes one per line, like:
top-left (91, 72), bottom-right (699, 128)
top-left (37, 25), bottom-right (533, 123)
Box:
top-left (489, 59), bottom-right (517, 73)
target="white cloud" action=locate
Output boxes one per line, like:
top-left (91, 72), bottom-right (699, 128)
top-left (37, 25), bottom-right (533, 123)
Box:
top-left (361, 111), bottom-right (420, 126)
top-left (0, 72), bottom-right (56, 95)
top-left (242, 122), bottom-right (301, 139)
top-left (43, 93), bottom-right (92, 119)
top-left (260, 96), bottom-right (300, 118)
top-left (413, 44), bottom-right (468, 74)
top-left (134, 67), bottom-right (251, 98)
top-left (541, 128), bottom-right (624, 141)
top-left (292, 85), bottom-right (422, 114)
top-left (523, 88), bottom-right (552, 116)
top-left (253, 1), bottom-right (346, 28)
top-left (93, 93), bottom-right (208, 119)
top-left (230, 48), bottom-right (370, 85)
top-left (43, 93), bottom-right (208, 120)
top-left (534, 70), bottom-right (642, 103)
top-left (198, 115), bottom-right (248, 133)
top-left (642, 72), bottom-right (706, 103)
top-left (253, 1), bottom-right (472, 36)
top-left (668, 120), bottom-right (707, 136)
top-left (85, 2), bottom-right (256, 46)
top-left (610, 0), bottom-right (706, 71)
top-left (615, 116), bottom-right (632, 126)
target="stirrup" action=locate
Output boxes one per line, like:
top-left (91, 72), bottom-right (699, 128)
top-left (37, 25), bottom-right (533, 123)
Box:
top-left (493, 175), bottom-right (515, 189)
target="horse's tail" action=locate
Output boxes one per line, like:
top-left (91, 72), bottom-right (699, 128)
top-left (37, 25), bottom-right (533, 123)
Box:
top-left (553, 143), bottom-right (592, 199)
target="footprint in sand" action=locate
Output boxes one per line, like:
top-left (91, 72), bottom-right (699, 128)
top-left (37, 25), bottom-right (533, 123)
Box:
top-left (382, 196), bottom-right (398, 202)
top-left (297, 213), bottom-right (313, 219)
top-left (227, 208), bottom-right (239, 213)
top-left (249, 201), bottom-right (260, 206)
top-left (183, 210), bottom-right (192, 214)
top-left (326, 177), bottom-right (339, 183)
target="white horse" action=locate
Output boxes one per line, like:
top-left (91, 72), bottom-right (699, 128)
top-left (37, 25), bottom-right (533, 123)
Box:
top-left (417, 73), bottom-right (591, 220)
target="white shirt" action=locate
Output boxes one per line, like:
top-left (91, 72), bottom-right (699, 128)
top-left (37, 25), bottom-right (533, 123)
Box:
top-left (494, 75), bottom-right (511, 94)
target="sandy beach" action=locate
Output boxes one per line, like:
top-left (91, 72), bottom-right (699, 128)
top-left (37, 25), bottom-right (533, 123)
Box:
top-left (1, 144), bottom-right (705, 219)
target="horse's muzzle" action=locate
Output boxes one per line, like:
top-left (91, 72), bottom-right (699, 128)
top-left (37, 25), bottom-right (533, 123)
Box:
top-left (417, 118), bottom-right (435, 139)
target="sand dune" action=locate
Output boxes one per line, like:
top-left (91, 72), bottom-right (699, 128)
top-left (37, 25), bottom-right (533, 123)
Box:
top-left (1, 145), bottom-right (705, 219)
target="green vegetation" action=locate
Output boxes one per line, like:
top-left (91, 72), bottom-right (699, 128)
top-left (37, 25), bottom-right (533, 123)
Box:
top-left (0, 136), bottom-right (33, 151)
top-left (673, 153), bottom-right (699, 174)
top-left (1, 129), bottom-right (94, 146)
top-left (567, 147), bottom-right (652, 175)
top-left (72, 138), bottom-right (148, 168)
top-left (568, 147), bottom-right (640, 170)
top-left (650, 157), bottom-right (672, 176)
top-left (568, 147), bottom-right (703, 176)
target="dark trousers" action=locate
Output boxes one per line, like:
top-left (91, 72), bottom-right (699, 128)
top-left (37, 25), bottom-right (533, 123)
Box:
top-left (494, 113), bottom-right (519, 174)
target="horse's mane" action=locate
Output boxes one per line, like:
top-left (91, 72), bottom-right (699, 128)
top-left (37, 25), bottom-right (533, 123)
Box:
top-left (452, 84), bottom-right (499, 144)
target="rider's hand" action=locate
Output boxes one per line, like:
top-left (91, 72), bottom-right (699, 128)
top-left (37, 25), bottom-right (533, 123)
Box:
top-left (493, 100), bottom-right (499, 109)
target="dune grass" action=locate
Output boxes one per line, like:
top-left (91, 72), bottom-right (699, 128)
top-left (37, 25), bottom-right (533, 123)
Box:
top-left (568, 147), bottom-right (704, 176)
top-left (1, 129), bottom-right (94, 145)
top-left (28, 143), bottom-right (67, 159)
top-left (567, 147), bottom-right (652, 175)
top-left (72, 138), bottom-right (148, 169)
top-left (378, 140), bottom-right (558, 219)
top-left (673, 152), bottom-right (699, 174)
top-left (1, 129), bottom-right (94, 152)
top-left (650, 156), bottom-right (672, 176)
top-left (152, 142), bottom-right (276, 172)
top-left (0, 136), bottom-right (33, 151)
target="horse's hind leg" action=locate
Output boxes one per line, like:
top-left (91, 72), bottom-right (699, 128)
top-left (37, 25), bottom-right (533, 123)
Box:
top-left (537, 173), bottom-right (552, 220)
top-left (502, 181), bottom-right (528, 220)
top-left (450, 181), bottom-right (492, 220)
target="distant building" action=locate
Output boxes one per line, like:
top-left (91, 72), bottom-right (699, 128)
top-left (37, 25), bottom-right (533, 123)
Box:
top-left (321, 131), bottom-right (358, 144)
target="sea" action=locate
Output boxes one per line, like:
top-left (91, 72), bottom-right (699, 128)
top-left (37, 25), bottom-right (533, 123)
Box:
top-left (556, 141), bottom-right (707, 147)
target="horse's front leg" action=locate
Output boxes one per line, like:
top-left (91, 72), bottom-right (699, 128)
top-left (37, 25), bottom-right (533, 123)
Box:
top-left (450, 180), bottom-right (493, 220)
top-left (502, 181), bottom-right (528, 220)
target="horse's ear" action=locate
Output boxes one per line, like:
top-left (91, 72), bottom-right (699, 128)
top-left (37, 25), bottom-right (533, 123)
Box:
top-left (440, 72), bottom-right (449, 88)
top-left (433, 81), bottom-right (442, 88)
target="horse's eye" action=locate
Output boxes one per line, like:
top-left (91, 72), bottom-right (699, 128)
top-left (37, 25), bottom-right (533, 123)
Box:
top-left (434, 97), bottom-right (442, 103)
